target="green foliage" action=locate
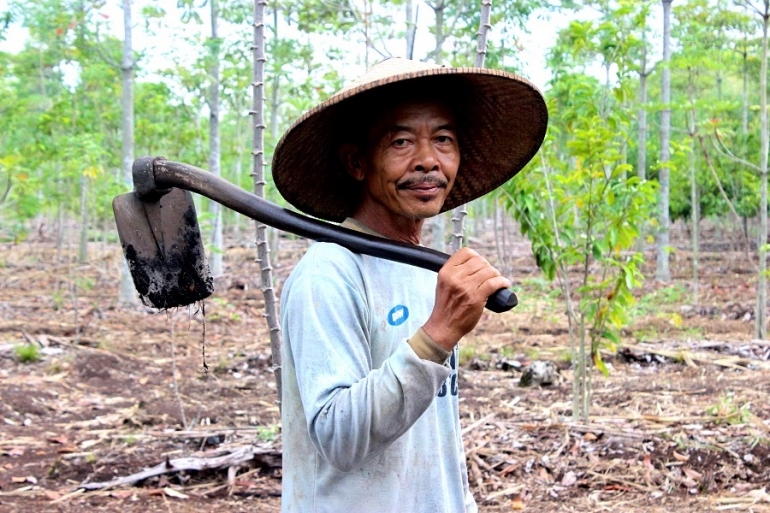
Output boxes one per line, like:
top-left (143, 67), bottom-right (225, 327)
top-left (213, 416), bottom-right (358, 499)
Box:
top-left (706, 391), bottom-right (754, 425)
top-left (255, 423), bottom-right (280, 442)
top-left (458, 345), bottom-right (478, 367)
top-left (14, 343), bottom-right (42, 363)
top-left (506, 74), bottom-right (655, 365)
top-left (630, 283), bottom-right (688, 318)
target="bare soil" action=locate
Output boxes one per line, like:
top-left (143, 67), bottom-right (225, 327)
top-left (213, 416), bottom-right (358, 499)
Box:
top-left (0, 226), bottom-right (768, 512)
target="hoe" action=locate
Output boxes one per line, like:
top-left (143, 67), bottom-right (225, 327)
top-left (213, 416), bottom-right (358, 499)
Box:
top-left (113, 156), bottom-right (518, 313)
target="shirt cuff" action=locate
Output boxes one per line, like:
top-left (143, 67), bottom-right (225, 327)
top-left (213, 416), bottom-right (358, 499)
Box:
top-left (408, 327), bottom-right (451, 364)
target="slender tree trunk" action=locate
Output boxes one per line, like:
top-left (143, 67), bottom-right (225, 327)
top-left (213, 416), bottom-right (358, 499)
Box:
top-left (637, 56), bottom-right (648, 180)
top-left (689, 137), bottom-right (699, 306)
top-left (270, 5), bottom-right (280, 142)
top-left (756, 5), bottom-right (769, 340)
top-left (56, 201), bottom-right (64, 263)
top-left (743, 10), bottom-right (749, 138)
top-left (118, 0), bottom-right (137, 304)
top-left (428, 0), bottom-right (447, 249)
top-left (450, 0), bottom-right (491, 253)
top-left (209, 0), bottom-right (224, 277)
top-left (656, 0), bottom-right (673, 283)
top-left (406, 0), bottom-right (417, 59)
top-left (79, 174), bottom-right (88, 263)
top-left (363, 0), bottom-right (370, 69)
top-left (233, 111), bottom-right (245, 241)
top-left (253, 0), bottom-right (283, 405)
top-left (686, 66), bottom-right (700, 306)
top-left (432, 0), bottom-right (445, 65)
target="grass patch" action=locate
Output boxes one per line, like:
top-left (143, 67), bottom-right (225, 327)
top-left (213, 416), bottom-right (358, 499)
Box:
top-left (14, 343), bottom-right (41, 363)
top-left (631, 284), bottom-right (689, 318)
top-left (706, 392), bottom-right (754, 425)
top-left (255, 424), bottom-right (280, 443)
top-left (459, 345), bottom-right (481, 366)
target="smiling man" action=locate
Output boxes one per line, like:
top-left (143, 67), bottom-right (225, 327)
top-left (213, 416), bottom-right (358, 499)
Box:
top-left (272, 58), bottom-right (548, 513)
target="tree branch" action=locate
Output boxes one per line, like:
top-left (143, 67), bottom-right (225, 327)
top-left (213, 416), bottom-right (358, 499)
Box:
top-left (693, 130), bottom-right (759, 273)
top-left (736, 0), bottom-right (764, 17)
top-left (92, 24), bottom-right (122, 69)
top-left (710, 129), bottom-right (762, 173)
top-left (0, 174), bottom-right (11, 204)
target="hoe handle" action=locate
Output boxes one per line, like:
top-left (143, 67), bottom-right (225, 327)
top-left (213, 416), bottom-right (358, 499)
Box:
top-left (133, 156), bottom-right (518, 314)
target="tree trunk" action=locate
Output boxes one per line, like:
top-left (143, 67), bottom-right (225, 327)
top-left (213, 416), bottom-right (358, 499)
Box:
top-left (233, 110), bottom-right (245, 241)
top-left (637, 50), bottom-right (648, 181)
top-left (118, 0), bottom-right (137, 304)
top-left (405, 0), bottom-right (417, 59)
top-left (270, 5), bottom-right (280, 142)
top-left (656, 0), bottom-right (673, 283)
top-left (690, 138), bottom-right (699, 305)
top-left (79, 174), bottom-right (88, 264)
top-left (743, 10), bottom-right (749, 138)
top-left (428, 0), bottom-right (447, 249)
top-left (363, 0), bottom-right (371, 69)
top-left (209, 0), bottom-right (224, 277)
top-left (756, 5), bottom-right (769, 340)
top-left (432, 0), bottom-right (445, 65)
top-left (253, 0), bottom-right (283, 405)
top-left (687, 69), bottom-right (699, 305)
top-left (450, 0), bottom-right (492, 253)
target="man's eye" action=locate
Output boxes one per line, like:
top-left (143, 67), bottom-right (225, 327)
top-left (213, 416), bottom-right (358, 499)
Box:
top-left (436, 135), bottom-right (453, 143)
top-left (393, 139), bottom-right (408, 147)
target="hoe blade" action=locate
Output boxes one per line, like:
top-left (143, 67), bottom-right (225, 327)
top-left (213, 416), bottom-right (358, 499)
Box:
top-left (113, 188), bottom-right (214, 309)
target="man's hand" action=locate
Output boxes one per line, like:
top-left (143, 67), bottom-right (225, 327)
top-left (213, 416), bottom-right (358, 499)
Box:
top-left (422, 248), bottom-right (511, 352)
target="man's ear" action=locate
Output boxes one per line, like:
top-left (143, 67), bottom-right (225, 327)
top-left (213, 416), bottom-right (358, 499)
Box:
top-left (338, 144), bottom-right (365, 181)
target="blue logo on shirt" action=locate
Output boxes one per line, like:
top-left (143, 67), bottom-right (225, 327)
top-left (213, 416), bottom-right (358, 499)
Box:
top-left (387, 305), bottom-right (409, 326)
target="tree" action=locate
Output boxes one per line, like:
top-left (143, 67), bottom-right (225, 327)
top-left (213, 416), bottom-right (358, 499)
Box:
top-left (253, 0), bottom-right (283, 404)
top-left (505, 72), bottom-right (655, 421)
top-left (118, 0), bottom-right (138, 304)
top-left (449, 0), bottom-right (492, 254)
top-left (656, 0), bottom-right (673, 282)
top-left (739, 0), bottom-right (770, 339)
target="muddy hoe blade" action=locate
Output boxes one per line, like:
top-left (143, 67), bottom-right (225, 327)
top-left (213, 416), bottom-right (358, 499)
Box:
top-left (113, 156), bottom-right (518, 313)
top-left (113, 187), bottom-right (213, 309)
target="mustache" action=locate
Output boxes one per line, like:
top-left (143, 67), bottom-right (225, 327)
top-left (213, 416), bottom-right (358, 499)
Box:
top-left (396, 176), bottom-right (449, 190)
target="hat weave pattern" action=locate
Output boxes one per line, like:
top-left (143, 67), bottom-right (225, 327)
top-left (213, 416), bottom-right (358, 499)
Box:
top-left (272, 59), bottom-right (548, 222)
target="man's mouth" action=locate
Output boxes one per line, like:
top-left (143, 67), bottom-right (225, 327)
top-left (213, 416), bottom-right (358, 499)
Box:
top-left (397, 177), bottom-right (448, 192)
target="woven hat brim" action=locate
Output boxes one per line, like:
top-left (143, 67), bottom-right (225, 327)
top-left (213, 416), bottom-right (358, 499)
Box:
top-left (272, 66), bottom-right (548, 223)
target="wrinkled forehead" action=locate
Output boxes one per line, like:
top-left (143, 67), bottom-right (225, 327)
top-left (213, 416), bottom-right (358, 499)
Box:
top-left (367, 100), bottom-right (457, 139)
top-left (335, 78), bottom-right (467, 146)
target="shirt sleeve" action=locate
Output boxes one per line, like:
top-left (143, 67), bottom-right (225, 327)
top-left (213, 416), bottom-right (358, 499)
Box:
top-left (282, 249), bottom-right (451, 472)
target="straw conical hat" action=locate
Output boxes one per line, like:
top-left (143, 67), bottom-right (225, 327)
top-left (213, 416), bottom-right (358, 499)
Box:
top-left (272, 58), bottom-right (548, 222)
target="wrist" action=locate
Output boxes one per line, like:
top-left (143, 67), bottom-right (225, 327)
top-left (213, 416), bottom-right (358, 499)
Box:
top-left (421, 320), bottom-right (460, 352)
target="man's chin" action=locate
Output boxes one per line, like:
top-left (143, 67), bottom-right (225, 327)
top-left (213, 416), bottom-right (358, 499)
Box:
top-left (408, 204), bottom-right (444, 220)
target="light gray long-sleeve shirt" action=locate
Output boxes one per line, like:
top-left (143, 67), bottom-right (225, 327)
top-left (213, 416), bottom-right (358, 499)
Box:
top-left (280, 234), bottom-right (476, 513)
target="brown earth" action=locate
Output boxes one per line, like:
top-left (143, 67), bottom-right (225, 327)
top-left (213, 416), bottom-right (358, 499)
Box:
top-left (0, 224), bottom-right (769, 512)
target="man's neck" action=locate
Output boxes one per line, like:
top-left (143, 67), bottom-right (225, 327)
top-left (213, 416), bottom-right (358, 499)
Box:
top-left (350, 210), bottom-right (424, 245)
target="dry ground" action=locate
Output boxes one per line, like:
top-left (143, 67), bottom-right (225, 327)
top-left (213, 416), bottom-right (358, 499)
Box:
top-left (0, 226), bottom-right (769, 512)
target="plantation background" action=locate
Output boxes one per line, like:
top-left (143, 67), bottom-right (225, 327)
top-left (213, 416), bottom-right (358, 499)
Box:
top-left (1, 0), bottom-right (769, 511)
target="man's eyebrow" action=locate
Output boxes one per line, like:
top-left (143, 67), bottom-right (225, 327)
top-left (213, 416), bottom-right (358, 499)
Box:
top-left (434, 123), bottom-right (456, 132)
top-left (387, 123), bottom-right (456, 133)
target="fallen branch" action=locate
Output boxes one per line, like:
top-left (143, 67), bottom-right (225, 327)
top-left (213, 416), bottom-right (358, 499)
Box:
top-left (625, 344), bottom-right (770, 370)
top-left (78, 445), bottom-right (280, 491)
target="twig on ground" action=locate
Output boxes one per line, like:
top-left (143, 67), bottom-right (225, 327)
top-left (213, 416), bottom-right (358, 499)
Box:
top-left (78, 445), bottom-right (279, 491)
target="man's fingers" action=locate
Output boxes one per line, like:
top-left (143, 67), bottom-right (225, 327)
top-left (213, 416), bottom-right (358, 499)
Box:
top-left (477, 275), bottom-right (512, 298)
top-left (447, 247), bottom-right (479, 267)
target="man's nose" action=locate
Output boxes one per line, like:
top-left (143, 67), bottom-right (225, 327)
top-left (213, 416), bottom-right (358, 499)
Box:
top-left (413, 140), bottom-right (439, 172)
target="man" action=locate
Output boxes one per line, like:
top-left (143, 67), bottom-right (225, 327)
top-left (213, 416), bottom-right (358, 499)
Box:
top-left (272, 58), bottom-right (547, 513)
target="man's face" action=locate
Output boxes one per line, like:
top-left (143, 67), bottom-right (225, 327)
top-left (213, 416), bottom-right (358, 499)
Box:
top-left (350, 101), bottom-right (460, 222)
